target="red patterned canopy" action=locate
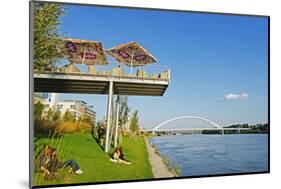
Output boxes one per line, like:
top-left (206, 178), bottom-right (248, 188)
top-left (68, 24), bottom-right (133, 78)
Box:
top-left (106, 41), bottom-right (158, 67)
top-left (60, 38), bottom-right (108, 65)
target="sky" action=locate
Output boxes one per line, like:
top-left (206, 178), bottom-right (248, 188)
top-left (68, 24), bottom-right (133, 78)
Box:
top-left (56, 4), bottom-right (268, 129)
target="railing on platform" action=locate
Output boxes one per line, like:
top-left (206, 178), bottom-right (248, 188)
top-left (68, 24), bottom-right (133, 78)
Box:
top-left (34, 62), bottom-right (170, 82)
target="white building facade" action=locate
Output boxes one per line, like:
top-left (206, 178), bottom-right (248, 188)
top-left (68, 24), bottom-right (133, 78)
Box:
top-left (37, 93), bottom-right (96, 125)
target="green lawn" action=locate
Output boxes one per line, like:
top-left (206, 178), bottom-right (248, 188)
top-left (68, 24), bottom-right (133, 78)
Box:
top-left (34, 133), bottom-right (153, 186)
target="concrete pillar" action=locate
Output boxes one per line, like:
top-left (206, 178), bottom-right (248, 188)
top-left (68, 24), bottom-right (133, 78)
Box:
top-left (114, 96), bottom-right (120, 148)
top-left (105, 81), bottom-right (113, 152)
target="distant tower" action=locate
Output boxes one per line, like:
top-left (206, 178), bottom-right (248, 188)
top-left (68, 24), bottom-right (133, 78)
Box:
top-left (49, 93), bottom-right (60, 110)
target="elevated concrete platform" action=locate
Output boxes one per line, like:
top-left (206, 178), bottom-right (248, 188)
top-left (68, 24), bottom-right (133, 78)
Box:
top-left (34, 71), bottom-right (169, 96)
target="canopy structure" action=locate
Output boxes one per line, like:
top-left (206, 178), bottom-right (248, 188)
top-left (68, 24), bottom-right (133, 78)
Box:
top-left (106, 41), bottom-right (158, 73)
top-left (35, 39), bottom-right (169, 153)
top-left (60, 38), bottom-right (108, 65)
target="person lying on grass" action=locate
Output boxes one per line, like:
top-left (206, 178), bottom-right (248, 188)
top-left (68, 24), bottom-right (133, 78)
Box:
top-left (110, 147), bottom-right (131, 164)
top-left (48, 148), bottom-right (84, 175)
top-left (36, 145), bottom-right (83, 179)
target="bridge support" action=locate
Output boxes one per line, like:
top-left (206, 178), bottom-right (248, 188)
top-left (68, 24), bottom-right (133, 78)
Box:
top-left (114, 95), bottom-right (120, 149)
top-left (105, 80), bottom-right (113, 152)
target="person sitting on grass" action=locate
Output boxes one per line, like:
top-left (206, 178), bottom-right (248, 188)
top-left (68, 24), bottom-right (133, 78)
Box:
top-left (37, 145), bottom-right (84, 180)
top-left (36, 145), bottom-right (53, 177)
top-left (118, 147), bottom-right (130, 162)
top-left (110, 147), bottom-right (131, 165)
top-left (49, 148), bottom-right (84, 175)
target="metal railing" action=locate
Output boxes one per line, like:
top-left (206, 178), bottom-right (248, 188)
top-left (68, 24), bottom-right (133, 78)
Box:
top-left (34, 61), bottom-right (171, 82)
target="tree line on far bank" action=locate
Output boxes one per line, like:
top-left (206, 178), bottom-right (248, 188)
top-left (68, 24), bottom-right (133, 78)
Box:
top-left (202, 123), bottom-right (269, 134)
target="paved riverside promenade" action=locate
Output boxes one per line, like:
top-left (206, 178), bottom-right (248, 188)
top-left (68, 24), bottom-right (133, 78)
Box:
top-left (144, 138), bottom-right (175, 178)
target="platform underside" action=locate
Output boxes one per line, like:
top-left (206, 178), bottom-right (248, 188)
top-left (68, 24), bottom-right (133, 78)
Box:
top-left (34, 72), bottom-right (169, 96)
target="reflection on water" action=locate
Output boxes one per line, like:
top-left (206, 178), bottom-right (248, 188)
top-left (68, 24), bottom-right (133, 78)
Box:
top-left (150, 134), bottom-right (268, 176)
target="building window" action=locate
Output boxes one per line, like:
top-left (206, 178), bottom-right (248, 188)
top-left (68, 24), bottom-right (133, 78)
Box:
top-left (70, 105), bottom-right (76, 109)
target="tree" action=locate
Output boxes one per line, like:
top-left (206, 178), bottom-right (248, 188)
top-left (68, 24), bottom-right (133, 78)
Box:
top-left (45, 108), bottom-right (53, 120)
top-left (52, 110), bottom-right (61, 122)
top-left (62, 110), bottom-right (75, 122)
top-left (82, 115), bottom-right (93, 126)
top-left (34, 100), bottom-right (44, 121)
top-left (33, 3), bottom-right (65, 70)
top-left (119, 96), bottom-right (130, 130)
top-left (34, 99), bottom-right (45, 132)
top-left (117, 96), bottom-right (130, 144)
top-left (129, 110), bottom-right (140, 138)
top-left (96, 120), bottom-right (104, 128)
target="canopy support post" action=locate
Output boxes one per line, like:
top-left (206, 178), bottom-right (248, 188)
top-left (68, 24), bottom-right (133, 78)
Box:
top-left (105, 80), bottom-right (114, 152)
top-left (130, 52), bottom-right (134, 75)
top-left (114, 95), bottom-right (120, 149)
top-left (109, 95), bottom-right (115, 148)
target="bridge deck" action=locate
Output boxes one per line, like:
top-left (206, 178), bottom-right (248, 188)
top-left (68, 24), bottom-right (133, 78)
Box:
top-left (34, 71), bottom-right (169, 96)
top-left (142, 128), bottom-right (252, 132)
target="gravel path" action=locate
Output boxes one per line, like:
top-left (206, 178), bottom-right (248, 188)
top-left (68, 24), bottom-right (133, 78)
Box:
top-left (145, 138), bottom-right (175, 178)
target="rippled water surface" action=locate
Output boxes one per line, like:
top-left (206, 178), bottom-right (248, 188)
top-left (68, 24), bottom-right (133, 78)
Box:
top-left (150, 134), bottom-right (268, 176)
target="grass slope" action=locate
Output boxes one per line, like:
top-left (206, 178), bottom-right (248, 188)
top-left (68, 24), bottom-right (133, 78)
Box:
top-left (34, 133), bottom-right (153, 186)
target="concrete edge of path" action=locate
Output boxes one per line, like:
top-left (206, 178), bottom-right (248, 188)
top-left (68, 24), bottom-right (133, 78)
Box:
top-left (144, 137), bottom-right (176, 178)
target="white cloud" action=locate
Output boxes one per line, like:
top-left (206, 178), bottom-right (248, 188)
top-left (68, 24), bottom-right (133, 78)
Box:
top-left (223, 93), bottom-right (249, 100)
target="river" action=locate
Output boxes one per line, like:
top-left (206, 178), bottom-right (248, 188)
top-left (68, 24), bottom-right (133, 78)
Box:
top-left (150, 134), bottom-right (268, 176)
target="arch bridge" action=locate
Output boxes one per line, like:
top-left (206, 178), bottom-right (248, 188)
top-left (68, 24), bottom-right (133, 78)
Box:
top-left (142, 116), bottom-right (252, 135)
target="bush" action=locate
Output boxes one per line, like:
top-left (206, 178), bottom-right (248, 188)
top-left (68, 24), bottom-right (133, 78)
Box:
top-left (57, 122), bottom-right (78, 133)
top-left (34, 100), bottom-right (94, 135)
top-left (56, 122), bottom-right (92, 133)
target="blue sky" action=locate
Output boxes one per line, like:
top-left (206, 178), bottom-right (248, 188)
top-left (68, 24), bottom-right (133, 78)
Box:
top-left (57, 5), bottom-right (268, 129)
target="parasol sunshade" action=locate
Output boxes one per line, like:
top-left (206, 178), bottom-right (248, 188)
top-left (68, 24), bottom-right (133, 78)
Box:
top-left (106, 41), bottom-right (158, 68)
top-left (60, 38), bottom-right (108, 65)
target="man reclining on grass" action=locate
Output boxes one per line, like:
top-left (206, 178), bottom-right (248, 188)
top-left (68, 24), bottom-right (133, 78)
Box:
top-left (36, 145), bottom-right (83, 180)
top-left (49, 148), bottom-right (84, 175)
top-left (110, 147), bottom-right (131, 165)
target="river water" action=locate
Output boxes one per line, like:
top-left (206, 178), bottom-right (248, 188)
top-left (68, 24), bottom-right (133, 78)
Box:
top-left (150, 134), bottom-right (268, 176)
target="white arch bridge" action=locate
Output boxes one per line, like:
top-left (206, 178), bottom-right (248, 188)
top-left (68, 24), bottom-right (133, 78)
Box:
top-left (141, 116), bottom-right (252, 135)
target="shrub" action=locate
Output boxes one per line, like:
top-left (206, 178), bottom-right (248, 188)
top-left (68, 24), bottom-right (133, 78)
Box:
top-left (56, 122), bottom-right (92, 133)
top-left (62, 110), bottom-right (76, 123)
top-left (57, 122), bottom-right (78, 133)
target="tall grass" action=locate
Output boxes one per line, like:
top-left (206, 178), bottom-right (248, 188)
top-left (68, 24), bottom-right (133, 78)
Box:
top-left (34, 130), bottom-right (71, 186)
top-left (33, 102), bottom-right (96, 185)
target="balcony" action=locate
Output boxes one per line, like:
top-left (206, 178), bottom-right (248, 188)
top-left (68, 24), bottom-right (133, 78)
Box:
top-left (34, 63), bottom-right (170, 96)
